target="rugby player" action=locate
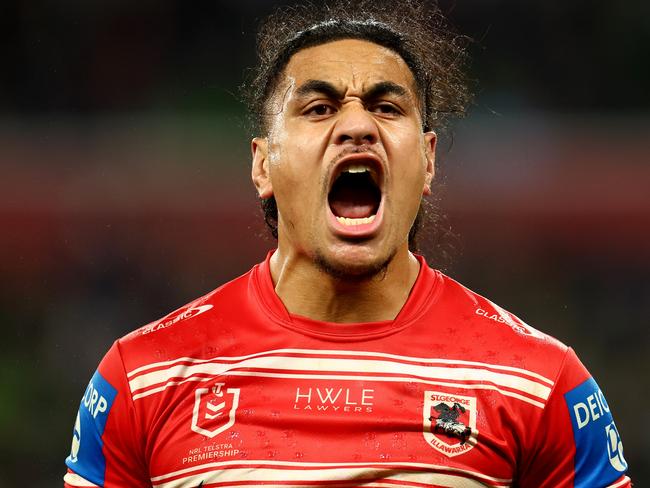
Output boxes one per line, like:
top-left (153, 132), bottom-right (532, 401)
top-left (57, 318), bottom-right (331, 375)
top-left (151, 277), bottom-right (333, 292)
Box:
top-left (64, 1), bottom-right (632, 487)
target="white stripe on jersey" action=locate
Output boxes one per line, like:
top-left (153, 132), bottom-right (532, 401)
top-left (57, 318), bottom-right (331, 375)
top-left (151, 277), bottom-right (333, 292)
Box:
top-left (127, 350), bottom-right (552, 407)
top-left (150, 461), bottom-right (511, 488)
top-left (63, 472), bottom-right (100, 487)
top-left (150, 460), bottom-right (512, 485)
top-left (132, 370), bottom-right (546, 407)
top-left (127, 348), bottom-right (554, 385)
top-left (607, 476), bottom-right (632, 488)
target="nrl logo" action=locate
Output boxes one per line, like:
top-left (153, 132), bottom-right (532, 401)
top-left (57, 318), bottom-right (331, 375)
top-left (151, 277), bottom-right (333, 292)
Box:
top-left (191, 383), bottom-right (240, 438)
top-left (423, 391), bottom-right (478, 457)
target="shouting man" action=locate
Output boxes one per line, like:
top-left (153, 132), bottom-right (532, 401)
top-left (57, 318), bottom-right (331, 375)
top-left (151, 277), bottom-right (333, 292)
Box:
top-left (64, 1), bottom-right (631, 487)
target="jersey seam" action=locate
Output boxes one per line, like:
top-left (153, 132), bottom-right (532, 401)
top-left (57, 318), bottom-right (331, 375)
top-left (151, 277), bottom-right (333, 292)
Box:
top-left (514, 344), bottom-right (572, 486)
top-left (115, 338), bottom-right (149, 479)
top-left (545, 345), bottom-right (573, 406)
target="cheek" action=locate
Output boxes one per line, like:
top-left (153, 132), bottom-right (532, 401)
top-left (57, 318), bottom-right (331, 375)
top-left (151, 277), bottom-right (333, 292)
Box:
top-left (268, 147), bottom-right (321, 213)
top-left (388, 141), bottom-right (428, 214)
top-left (269, 164), bottom-right (299, 202)
top-left (284, 122), bottom-right (328, 163)
top-left (270, 125), bottom-right (326, 190)
top-left (382, 121), bottom-right (425, 161)
top-left (391, 141), bottom-right (428, 185)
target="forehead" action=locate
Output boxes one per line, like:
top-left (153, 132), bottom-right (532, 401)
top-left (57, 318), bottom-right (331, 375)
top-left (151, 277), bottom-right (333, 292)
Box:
top-left (282, 38), bottom-right (417, 94)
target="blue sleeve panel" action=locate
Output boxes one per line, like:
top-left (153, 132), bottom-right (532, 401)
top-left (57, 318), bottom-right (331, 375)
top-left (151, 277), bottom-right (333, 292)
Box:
top-left (65, 370), bottom-right (118, 487)
top-left (564, 377), bottom-right (628, 488)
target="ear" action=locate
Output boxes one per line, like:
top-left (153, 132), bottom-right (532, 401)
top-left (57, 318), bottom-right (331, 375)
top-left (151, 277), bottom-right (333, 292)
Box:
top-left (251, 137), bottom-right (273, 199)
top-left (422, 131), bottom-right (436, 196)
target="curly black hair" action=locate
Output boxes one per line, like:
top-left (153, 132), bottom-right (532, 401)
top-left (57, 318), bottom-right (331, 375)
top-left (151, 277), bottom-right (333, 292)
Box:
top-left (241, 0), bottom-right (471, 253)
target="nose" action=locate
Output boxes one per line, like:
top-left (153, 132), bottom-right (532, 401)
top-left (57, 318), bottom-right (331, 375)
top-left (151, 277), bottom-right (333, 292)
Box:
top-left (331, 102), bottom-right (379, 146)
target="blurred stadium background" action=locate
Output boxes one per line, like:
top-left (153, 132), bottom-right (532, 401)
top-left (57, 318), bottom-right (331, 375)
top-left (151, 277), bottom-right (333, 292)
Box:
top-left (1, 1), bottom-right (648, 485)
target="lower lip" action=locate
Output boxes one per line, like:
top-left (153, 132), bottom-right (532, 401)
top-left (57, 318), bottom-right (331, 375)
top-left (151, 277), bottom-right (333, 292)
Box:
top-left (327, 200), bottom-right (384, 238)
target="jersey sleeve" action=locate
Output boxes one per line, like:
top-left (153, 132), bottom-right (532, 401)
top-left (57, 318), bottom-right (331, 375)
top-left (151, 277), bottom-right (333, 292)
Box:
top-left (63, 340), bottom-right (149, 487)
top-left (518, 347), bottom-right (631, 487)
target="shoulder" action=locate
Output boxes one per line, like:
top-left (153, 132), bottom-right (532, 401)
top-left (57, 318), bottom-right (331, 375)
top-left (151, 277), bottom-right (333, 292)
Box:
top-left (127, 267), bottom-right (253, 339)
top-left (115, 264), bottom-right (259, 372)
top-left (433, 271), bottom-right (571, 377)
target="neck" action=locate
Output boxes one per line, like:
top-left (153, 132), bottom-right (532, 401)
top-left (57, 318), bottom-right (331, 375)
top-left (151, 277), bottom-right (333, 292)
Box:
top-left (269, 245), bottom-right (421, 323)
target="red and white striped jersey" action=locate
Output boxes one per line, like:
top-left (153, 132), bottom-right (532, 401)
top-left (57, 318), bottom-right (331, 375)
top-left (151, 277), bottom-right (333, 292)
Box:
top-left (64, 253), bottom-right (631, 488)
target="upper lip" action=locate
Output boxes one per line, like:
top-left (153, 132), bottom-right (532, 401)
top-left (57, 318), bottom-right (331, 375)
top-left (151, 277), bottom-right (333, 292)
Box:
top-left (327, 150), bottom-right (385, 193)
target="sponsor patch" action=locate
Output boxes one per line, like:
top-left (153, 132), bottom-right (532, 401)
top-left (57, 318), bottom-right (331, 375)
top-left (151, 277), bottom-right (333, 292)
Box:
top-left (423, 391), bottom-right (478, 457)
top-left (141, 304), bottom-right (213, 335)
top-left (564, 377), bottom-right (627, 487)
top-left (65, 370), bottom-right (117, 486)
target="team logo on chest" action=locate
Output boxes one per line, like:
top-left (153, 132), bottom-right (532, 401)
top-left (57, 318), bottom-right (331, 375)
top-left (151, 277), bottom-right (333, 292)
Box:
top-left (423, 391), bottom-right (479, 457)
top-left (191, 383), bottom-right (240, 438)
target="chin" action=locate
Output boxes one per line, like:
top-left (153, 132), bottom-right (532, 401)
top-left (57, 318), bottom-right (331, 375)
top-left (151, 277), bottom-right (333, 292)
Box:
top-left (313, 245), bottom-right (396, 282)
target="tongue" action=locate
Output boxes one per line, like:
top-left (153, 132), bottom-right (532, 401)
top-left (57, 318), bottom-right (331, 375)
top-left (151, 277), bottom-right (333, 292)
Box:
top-left (329, 186), bottom-right (377, 219)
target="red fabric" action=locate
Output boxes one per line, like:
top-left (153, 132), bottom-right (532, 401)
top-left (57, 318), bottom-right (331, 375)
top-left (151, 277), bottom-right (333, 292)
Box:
top-left (64, 252), bottom-right (631, 487)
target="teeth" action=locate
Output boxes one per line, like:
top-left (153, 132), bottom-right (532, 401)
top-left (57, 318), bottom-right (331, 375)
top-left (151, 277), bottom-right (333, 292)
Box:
top-left (343, 164), bottom-right (370, 174)
top-left (335, 215), bottom-right (376, 226)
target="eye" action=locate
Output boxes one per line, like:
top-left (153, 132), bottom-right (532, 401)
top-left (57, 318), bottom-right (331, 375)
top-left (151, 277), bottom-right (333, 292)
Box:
top-left (369, 103), bottom-right (401, 116)
top-left (304, 103), bottom-right (337, 117)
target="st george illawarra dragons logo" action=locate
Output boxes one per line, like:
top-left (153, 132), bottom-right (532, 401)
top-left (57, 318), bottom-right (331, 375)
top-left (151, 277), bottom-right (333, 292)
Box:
top-left (423, 391), bottom-right (479, 457)
top-left (431, 402), bottom-right (473, 443)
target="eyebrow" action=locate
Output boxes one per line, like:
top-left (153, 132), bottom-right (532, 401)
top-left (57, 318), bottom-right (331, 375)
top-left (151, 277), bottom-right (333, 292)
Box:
top-left (295, 79), bottom-right (344, 100)
top-left (294, 79), bottom-right (409, 102)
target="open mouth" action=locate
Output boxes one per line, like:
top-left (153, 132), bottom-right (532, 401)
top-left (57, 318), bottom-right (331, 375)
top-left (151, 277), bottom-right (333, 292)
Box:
top-left (328, 161), bottom-right (382, 226)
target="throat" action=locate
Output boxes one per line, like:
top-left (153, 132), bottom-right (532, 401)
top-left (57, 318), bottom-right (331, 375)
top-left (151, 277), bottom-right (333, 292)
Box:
top-left (288, 280), bottom-right (404, 323)
top-left (269, 248), bottom-right (421, 324)
top-left (328, 184), bottom-right (379, 219)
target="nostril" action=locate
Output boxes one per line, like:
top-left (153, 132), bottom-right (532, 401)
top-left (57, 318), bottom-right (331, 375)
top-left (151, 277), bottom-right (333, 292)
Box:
top-left (336, 132), bottom-right (377, 145)
top-left (337, 134), bottom-right (354, 144)
top-left (333, 107), bottom-right (379, 145)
